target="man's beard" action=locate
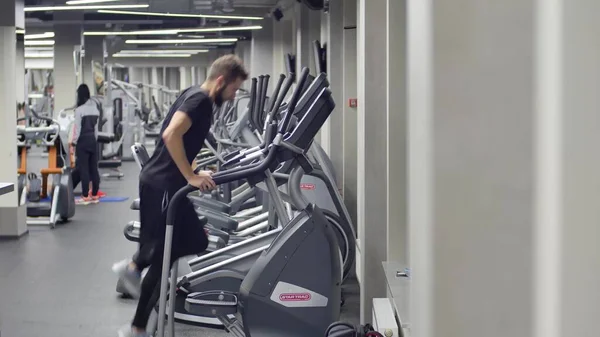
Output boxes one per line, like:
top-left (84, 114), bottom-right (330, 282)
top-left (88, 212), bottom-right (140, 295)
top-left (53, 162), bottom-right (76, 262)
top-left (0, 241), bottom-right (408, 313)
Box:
top-left (214, 86), bottom-right (226, 107)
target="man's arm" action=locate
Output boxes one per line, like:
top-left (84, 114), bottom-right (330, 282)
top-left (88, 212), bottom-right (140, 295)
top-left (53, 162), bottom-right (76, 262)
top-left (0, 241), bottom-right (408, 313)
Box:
top-left (162, 111), bottom-right (195, 181)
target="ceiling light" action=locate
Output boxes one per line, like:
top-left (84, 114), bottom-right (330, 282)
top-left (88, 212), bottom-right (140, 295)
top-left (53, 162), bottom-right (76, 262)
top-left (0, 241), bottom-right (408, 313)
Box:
top-left (25, 53), bottom-right (54, 58)
top-left (26, 47), bottom-right (54, 52)
top-left (24, 4), bottom-right (149, 12)
top-left (24, 40), bottom-right (55, 46)
top-left (28, 93), bottom-right (44, 98)
top-left (112, 53), bottom-right (192, 58)
top-left (126, 38), bottom-right (237, 44)
top-left (97, 9), bottom-right (263, 20)
top-left (66, 0), bottom-right (123, 4)
top-left (117, 49), bottom-right (209, 54)
top-left (84, 30), bottom-right (180, 36)
top-left (177, 25), bottom-right (261, 33)
top-left (16, 29), bottom-right (25, 34)
top-left (83, 25), bottom-right (261, 36)
top-left (25, 32), bottom-right (55, 40)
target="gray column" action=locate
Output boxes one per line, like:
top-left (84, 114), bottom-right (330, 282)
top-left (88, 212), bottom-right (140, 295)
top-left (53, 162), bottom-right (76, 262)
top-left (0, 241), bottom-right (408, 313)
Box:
top-left (151, 67), bottom-right (159, 100)
top-left (53, 13), bottom-right (83, 112)
top-left (295, 5), bottom-right (322, 76)
top-left (294, 4), bottom-right (310, 75)
top-left (535, 1), bottom-right (600, 336)
top-left (197, 67), bottom-right (207, 85)
top-left (386, 0), bottom-right (408, 264)
top-left (168, 67), bottom-right (179, 90)
top-left (408, 0), bottom-right (536, 335)
top-left (130, 67), bottom-right (142, 83)
top-left (83, 36), bottom-right (104, 92)
top-left (236, 40), bottom-right (252, 77)
top-left (139, 67), bottom-right (148, 106)
top-left (272, 19), bottom-right (293, 77)
top-left (186, 67), bottom-right (193, 88)
top-left (15, 37), bottom-right (25, 102)
top-left (179, 67), bottom-right (189, 90)
top-left (251, 19), bottom-right (274, 78)
top-left (190, 66), bottom-right (197, 86)
top-left (322, 0), bottom-right (344, 187)
top-left (318, 11), bottom-right (330, 153)
top-left (356, 0), bottom-right (388, 322)
top-left (156, 67), bottom-right (164, 87)
top-left (342, 0), bottom-right (358, 229)
top-left (0, 0), bottom-right (26, 237)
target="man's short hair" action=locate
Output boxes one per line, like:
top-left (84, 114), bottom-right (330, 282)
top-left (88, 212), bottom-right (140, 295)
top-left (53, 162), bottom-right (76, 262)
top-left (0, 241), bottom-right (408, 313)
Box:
top-left (207, 54), bottom-right (249, 83)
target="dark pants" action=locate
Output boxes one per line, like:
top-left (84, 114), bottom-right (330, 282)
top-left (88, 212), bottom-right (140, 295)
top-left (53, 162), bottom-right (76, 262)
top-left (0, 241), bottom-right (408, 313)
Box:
top-left (75, 139), bottom-right (100, 197)
top-left (132, 181), bottom-right (209, 329)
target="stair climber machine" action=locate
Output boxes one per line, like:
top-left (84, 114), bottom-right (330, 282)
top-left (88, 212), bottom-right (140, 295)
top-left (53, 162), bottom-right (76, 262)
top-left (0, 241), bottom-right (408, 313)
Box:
top-left (154, 66), bottom-right (341, 337)
top-left (190, 72), bottom-right (356, 279)
top-left (118, 69), bottom-right (354, 333)
top-left (17, 109), bottom-right (75, 228)
top-left (120, 70), bottom-right (354, 329)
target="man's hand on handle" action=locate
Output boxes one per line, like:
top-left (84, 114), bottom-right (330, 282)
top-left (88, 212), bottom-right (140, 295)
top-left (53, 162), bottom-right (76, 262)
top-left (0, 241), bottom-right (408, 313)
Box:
top-left (187, 170), bottom-right (216, 192)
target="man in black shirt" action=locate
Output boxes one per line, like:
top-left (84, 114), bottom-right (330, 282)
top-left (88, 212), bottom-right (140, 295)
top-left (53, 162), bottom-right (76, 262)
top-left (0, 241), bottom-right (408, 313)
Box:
top-left (114, 55), bottom-right (248, 337)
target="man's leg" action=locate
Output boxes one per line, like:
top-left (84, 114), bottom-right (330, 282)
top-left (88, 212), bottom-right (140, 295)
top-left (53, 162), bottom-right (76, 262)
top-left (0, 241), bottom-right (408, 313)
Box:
top-left (113, 183), bottom-right (163, 298)
top-left (131, 247), bottom-right (177, 332)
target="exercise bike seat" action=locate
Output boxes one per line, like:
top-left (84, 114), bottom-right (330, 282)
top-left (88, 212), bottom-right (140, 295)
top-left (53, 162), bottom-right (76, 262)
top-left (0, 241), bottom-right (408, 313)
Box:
top-left (185, 291), bottom-right (238, 316)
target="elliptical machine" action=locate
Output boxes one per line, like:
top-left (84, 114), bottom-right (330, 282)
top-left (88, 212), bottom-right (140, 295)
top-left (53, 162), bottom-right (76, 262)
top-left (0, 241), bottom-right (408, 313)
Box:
top-left (17, 108), bottom-right (75, 228)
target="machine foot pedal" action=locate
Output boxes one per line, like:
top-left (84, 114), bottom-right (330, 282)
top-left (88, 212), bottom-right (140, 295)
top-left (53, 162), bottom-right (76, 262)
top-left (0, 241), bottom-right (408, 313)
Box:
top-left (185, 291), bottom-right (238, 316)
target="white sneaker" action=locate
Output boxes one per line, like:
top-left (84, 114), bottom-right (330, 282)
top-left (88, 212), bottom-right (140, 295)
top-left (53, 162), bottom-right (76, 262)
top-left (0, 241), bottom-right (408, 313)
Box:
top-left (117, 325), bottom-right (151, 337)
top-left (112, 259), bottom-right (142, 299)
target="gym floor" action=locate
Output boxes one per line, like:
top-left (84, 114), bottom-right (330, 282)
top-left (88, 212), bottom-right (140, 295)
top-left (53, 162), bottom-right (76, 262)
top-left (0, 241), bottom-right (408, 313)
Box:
top-left (0, 162), bottom-right (360, 337)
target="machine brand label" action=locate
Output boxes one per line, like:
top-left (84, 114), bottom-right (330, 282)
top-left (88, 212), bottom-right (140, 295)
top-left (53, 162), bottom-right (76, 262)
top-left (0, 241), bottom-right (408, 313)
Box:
top-left (300, 183), bottom-right (316, 190)
top-left (279, 293), bottom-right (312, 302)
top-left (270, 282), bottom-right (328, 308)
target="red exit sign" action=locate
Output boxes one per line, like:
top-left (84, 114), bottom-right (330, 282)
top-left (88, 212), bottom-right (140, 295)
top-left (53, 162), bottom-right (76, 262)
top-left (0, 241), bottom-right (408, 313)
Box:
top-left (348, 98), bottom-right (358, 108)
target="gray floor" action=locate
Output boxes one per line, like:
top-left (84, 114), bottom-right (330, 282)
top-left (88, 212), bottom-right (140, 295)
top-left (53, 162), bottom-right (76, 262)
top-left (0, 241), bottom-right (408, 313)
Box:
top-left (0, 162), bottom-right (360, 337)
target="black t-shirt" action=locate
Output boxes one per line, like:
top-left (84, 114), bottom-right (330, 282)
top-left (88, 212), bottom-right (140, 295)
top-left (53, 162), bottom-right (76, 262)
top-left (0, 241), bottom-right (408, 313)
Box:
top-left (140, 86), bottom-right (213, 189)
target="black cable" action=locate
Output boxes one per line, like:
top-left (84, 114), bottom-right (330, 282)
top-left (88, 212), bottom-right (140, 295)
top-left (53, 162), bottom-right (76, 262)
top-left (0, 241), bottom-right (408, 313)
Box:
top-left (325, 322), bottom-right (358, 337)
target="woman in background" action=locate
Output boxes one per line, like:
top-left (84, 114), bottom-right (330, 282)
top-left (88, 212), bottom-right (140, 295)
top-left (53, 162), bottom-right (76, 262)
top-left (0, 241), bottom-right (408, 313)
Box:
top-left (71, 84), bottom-right (101, 205)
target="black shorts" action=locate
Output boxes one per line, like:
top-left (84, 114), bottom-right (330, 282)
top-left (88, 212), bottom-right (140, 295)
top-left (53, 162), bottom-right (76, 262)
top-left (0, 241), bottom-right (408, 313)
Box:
top-left (138, 181), bottom-right (208, 262)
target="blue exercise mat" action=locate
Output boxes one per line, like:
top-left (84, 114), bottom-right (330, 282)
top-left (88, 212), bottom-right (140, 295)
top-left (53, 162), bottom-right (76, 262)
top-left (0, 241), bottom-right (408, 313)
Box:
top-left (38, 196), bottom-right (129, 203)
top-left (98, 196), bottom-right (129, 202)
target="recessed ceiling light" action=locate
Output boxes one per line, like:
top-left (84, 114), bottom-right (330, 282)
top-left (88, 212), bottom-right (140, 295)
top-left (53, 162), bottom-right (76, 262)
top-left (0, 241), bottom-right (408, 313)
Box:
top-left (25, 47), bottom-right (54, 52)
top-left (25, 53), bottom-right (54, 58)
top-left (97, 9), bottom-right (263, 20)
top-left (66, 0), bottom-right (123, 4)
top-left (112, 53), bottom-right (193, 58)
top-left (25, 32), bottom-right (55, 40)
top-left (84, 30), bottom-right (180, 36)
top-left (24, 4), bottom-right (149, 12)
top-left (24, 40), bottom-right (55, 46)
top-left (16, 29), bottom-right (25, 34)
top-left (117, 49), bottom-right (209, 54)
top-left (125, 38), bottom-right (237, 44)
top-left (83, 25), bottom-right (261, 36)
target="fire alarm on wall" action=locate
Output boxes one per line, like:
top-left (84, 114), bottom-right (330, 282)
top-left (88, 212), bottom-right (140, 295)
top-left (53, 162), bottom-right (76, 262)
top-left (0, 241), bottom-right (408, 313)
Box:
top-left (349, 98), bottom-right (358, 108)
